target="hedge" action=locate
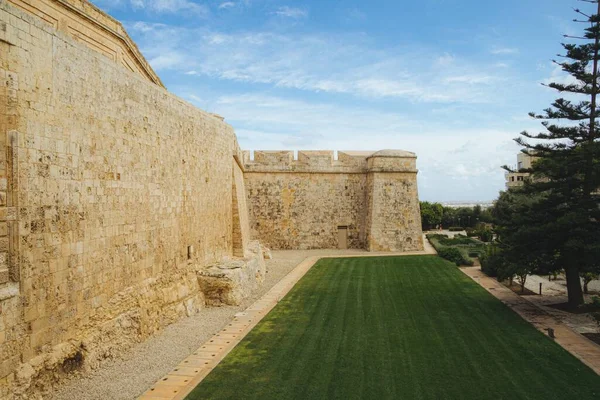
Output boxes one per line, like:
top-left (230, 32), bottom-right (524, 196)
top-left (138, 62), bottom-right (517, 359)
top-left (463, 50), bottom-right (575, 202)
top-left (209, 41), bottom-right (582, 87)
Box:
top-left (426, 234), bottom-right (475, 266)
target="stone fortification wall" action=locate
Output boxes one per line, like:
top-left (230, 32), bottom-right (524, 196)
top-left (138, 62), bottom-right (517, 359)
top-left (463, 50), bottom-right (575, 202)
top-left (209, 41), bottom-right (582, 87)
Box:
top-left (0, 2), bottom-right (255, 397)
top-left (365, 151), bottom-right (424, 252)
top-left (244, 151), bottom-right (369, 249)
top-left (6, 0), bottom-right (162, 86)
top-left (0, 1), bottom-right (424, 396)
top-left (244, 150), bottom-right (423, 251)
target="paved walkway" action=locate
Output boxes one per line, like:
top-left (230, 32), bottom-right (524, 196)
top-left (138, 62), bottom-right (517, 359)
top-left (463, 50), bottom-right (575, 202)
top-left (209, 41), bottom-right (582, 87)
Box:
top-left (461, 267), bottom-right (600, 376)
top-left (525, 273), bottom-right (600, 296)
top-left (139, 244), bottom-right (436, 400)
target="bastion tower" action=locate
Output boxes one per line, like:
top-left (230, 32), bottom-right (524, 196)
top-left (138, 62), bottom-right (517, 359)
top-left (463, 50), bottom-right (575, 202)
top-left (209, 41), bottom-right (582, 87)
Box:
top-left (243, 149), bottom-right (423, 252)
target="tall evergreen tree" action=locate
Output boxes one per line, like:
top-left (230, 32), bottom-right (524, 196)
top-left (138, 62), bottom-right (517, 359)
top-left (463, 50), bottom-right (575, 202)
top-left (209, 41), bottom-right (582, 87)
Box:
top-left (502, 0), bottom-right (600, 306)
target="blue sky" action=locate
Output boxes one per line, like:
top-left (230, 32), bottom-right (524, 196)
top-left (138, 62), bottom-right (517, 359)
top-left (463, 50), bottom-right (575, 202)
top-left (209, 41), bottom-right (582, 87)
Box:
top-left (91, 0), bottom-right (581, 202)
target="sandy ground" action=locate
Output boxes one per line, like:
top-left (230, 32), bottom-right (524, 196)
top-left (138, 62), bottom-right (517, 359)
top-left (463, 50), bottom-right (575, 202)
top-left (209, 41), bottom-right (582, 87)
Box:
top-left (50, 248), bottom-right (433, 400)
top-left (522, 274), bottom-right (600, 334)
top-left (525, 273), bottom-right (600, 295)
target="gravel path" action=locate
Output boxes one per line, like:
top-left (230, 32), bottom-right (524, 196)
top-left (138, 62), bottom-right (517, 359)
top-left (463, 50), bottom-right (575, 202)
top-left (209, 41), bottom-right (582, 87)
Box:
top-left (49, 249), bottom-right (389, 400)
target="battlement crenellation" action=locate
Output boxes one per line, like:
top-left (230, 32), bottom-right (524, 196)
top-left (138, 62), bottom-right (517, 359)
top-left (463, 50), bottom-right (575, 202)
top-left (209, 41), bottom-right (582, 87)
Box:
top-left (243, 150), bottom-right (417, 173)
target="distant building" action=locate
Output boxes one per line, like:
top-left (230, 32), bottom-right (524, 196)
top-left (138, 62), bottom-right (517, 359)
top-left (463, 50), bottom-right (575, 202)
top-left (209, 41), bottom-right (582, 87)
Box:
top-left (505, 152), bottom-right (538, 189)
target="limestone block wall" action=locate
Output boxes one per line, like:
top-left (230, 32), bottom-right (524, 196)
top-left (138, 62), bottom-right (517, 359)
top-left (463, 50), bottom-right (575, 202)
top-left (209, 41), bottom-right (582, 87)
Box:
top-left (366, 150), bottom-right (424, 252)
top-left (244, 151), bottom-right (369, 250)
top-left (232, 158), bottom-right (250, 257)
top-left (0, 2), bottom-right (250, 397)
top-left (6, 0), bottom-right (163, 86)
top-left (244, 150), bottom-right (423, 251)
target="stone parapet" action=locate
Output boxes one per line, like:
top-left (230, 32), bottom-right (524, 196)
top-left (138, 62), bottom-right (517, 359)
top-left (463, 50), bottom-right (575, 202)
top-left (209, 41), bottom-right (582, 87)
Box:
top-left (367, 149), bottom-right (417, 173)
top-left (243, 150), bottom-right (417, 173)
top-left (6, 0), bottom-right (163, 87)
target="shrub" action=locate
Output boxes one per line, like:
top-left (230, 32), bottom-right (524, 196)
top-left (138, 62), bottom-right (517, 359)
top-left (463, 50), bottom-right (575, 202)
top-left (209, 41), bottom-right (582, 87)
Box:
top-left (591, 312), bottom-right (600, 329)
top-left (480, 245), bottom-right (503, 277)
top-left (426, 233), bottom-right (448, 240)
top-left (465, 228), bottom-right (477, 237)
top-left (426, 234), bottom-right (479, 267)
top-left (440, 236), bottom-right (478, 246)
top-left (480, 254), bottom-right (495, 277)
top-left (478, 229), bottom-right (493, 243)
top-left (437, 247), bottom-right (463, 265)
top-left (448, 227), bottom-right (464, 232)
top-left (437, 247), bottom-right (474, 266)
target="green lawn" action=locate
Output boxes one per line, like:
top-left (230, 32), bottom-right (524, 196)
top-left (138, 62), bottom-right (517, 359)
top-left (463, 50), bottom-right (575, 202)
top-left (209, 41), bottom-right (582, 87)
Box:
top-left (186, 256), bottom-right (600, 400)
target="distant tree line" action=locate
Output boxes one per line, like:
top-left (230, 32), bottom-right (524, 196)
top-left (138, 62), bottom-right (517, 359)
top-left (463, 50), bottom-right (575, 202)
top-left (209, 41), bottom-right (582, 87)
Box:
top-left (420, 202), bottom-right (493, 231)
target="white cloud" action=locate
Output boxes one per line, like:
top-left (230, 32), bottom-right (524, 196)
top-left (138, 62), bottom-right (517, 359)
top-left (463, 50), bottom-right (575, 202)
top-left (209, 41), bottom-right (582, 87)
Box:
top-left (542, 63), bottom-right (580, 88)
top-left (185, 94), bottom-right (203, 103)
top-left (209, 93), bottom-right (521, 201)
top-left (93, 0), bottom-right (208, 16)
top-left (128, 24), bottom-right (511, 104)
top-left (148, 51), bottom-right (187, 70)
top-left (444, 74), bottom-right (495, 85)
top-left (491, 47), bottom-right (519, 55)
top-left (130, 21), bottom-right (169, 33)
top-left (121, 22), bottom-right (540, 200)
top-left (435, 53), bottom-right (455, 67)
top-left (219, 1), bottom-right (236, 9)
top-left (271, 6), bottom-right (308, 19)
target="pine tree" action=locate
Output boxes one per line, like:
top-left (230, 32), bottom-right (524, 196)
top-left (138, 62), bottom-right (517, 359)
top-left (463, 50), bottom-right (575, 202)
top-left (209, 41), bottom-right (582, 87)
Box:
top-left (503, 0), bottom-right (600, 307)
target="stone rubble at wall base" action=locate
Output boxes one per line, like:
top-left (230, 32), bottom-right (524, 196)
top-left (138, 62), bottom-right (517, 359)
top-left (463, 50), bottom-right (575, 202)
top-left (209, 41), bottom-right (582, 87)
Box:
top-left (198, 241), bottom-right (267, 306)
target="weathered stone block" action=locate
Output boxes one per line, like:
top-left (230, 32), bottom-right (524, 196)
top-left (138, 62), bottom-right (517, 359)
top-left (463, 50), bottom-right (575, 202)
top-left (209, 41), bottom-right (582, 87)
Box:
top-left (0, 269), bottom-right (8, 284)
top-left (197, 241), bottom-right (266, 306)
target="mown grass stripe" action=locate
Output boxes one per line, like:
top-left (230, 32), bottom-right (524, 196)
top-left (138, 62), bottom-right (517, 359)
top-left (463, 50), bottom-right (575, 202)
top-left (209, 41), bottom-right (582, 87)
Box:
top-left (186, 255), bottom-right (600, 400)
